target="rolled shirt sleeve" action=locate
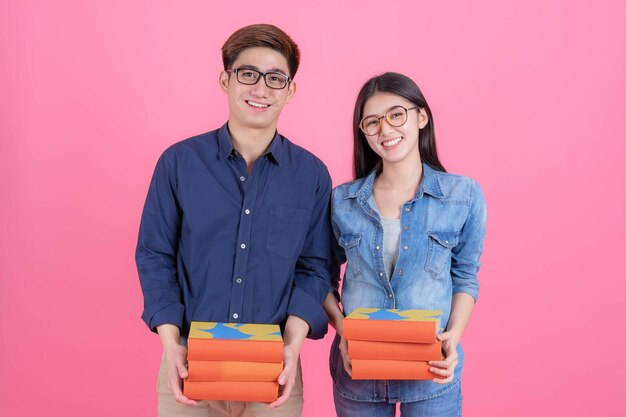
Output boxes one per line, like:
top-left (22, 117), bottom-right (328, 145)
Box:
top-left (450, 179), bottom-right (487, 301)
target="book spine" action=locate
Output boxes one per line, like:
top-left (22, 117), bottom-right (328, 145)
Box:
top-left (183, 381), bottom-right (279, 402)
top-left (187, 339), bottom-right (283, 362)
top-left (343, 319), bottom-right (437, 343)
top-left (351, 359), bottom-right (438, 380)
top-left (348, 340), bottom-right (442, 361)
top-left (186, 360), bottom-right (282, 382)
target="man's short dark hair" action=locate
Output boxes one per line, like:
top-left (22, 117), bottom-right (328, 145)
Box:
top-left (222, 24), bottom-right (300, 78)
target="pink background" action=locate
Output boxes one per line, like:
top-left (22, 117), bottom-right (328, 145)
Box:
top-left (1, 1), bottom-right (625, 416)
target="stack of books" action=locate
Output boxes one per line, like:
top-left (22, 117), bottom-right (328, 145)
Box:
top-left (183, 322), bottom-right (283, 402)
top-left (343, 308), bottom-right (444, 380)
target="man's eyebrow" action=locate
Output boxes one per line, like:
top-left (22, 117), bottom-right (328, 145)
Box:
top-left (237, 64), bottom-right (288, 76)
top-left (236, 64), bottom-right (260, 71)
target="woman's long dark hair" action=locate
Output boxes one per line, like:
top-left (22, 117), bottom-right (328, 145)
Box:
top-left (353, 72), bottom-right (446, 179)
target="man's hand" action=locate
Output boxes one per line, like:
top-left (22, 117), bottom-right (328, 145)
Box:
top-left (269, 344), bottom-right (299, 408)
top-left (157, 324), bottom-right (198, 406)
top-left (269, 316), bottom-right (308, 409)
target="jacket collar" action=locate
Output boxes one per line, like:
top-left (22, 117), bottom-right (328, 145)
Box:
top-left (345, 163), bottom-right (445, 203)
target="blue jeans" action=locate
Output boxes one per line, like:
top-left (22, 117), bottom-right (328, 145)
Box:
top-left (333, 381), bottom-right (462, 417)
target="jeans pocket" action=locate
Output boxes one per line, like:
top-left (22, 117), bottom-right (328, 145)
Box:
top-left (425, 231), bottom-right (459, 276)
top-left (339, 233), bottom-right (364, 278)
top-left (266, 205), bottom-right (310, 259)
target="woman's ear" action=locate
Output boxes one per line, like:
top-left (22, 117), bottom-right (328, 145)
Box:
top-left (418, 108), bottom-right (429, 129)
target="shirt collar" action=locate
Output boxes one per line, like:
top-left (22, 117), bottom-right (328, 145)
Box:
top-left (345, 163), bottom-right (445, 203)
top-left (217, 123), bottom-right (283, 165)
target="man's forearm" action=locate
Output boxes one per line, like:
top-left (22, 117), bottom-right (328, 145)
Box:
top-left (282, 315), bottom-right (309, 351)
top-left (157, 323), bottom-right (181, 351)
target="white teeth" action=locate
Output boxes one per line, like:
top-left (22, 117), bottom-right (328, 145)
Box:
top-left (246, 100), bottom-right (269, 108)
top-left (382, 137), bottom-right (402, 147)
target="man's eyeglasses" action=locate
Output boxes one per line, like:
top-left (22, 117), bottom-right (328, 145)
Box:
top-left (227, 68), bottom-right (291, 90)
top-left (359, 105), bottom-right (420, 136)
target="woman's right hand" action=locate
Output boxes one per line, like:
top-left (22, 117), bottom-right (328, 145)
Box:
top-left (339, 336), bottom-right (352, 376)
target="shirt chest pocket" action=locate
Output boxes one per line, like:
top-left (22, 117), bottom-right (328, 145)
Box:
top-left (425, 231), bottom-right (459, 276)
top-left (338, 233), bottom-right (363, 278)
top-left (266, 205), bottom-right (310, 259)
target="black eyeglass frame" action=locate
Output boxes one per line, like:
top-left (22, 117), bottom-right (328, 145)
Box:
top-left (359, 105), bottom-right (420, 136)
top-left (227, 67), bottom-right (292, 90)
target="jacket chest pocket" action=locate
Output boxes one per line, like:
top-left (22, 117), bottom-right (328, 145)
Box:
top-left (425, 231), bottom-right (459, 276)
top-left (266, 205), bottom-right (310, 259)
top-left (339, 233), bottom-right (363, 278)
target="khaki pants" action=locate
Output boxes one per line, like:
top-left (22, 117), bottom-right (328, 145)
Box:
top-left (157, 355), bottom-right (304, 417)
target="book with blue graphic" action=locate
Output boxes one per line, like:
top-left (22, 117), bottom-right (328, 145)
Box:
top-left (187, 322), bottom-right (283, 363)
top-left (343, 308), bottom-right (442, 343)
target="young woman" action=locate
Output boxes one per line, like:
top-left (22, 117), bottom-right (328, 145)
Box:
top-left (325, 72), bottom-right (487, 417)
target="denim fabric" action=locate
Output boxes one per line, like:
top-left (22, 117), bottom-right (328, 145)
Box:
top-left (333, 377), bottom-right (462, 417)
top-left (330, 163), bottom-right (486, 402)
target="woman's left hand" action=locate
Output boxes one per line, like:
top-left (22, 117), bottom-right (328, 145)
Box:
top-left (428, 332), bottom-right (459, 384)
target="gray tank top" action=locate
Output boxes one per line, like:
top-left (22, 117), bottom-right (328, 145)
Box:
top-left (380, 216), bottom-right (401, 279)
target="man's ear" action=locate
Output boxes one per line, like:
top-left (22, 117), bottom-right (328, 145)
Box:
top-left (219, 71), bottom-right (230, 93)
top-left (285, 81), bottom-right (296, 103)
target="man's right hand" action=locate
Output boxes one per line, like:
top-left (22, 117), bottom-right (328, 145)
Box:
top-left (157, 324), bottom-right (198, 406)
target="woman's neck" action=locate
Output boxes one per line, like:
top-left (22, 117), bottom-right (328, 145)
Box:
top-left (376, 159), bottom-right (423, 195)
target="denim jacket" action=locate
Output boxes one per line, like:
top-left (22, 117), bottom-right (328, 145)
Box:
top-left (330, 163), bottom-right (487, 402)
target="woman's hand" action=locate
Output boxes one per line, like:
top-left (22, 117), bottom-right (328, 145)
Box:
top-left (428, 331), bottom-right (459, 384)
top-left (338, 336), bottom-right (352, 377)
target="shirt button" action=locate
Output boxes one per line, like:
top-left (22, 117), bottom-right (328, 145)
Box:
top-left (403, 226), bottom-right (409, 231)
top-left (403, 245), bottom-right (409, 251)
top-left (369, 209), bottom-right (374, 214)
top-left (240, 243), bottom-right (246, 249)
top-left (240, 176), bottom-right (245, 182)
top-left (405, 207), bottom-right (410, 212)
top-left (244, 209), bottom-right (251, 215)
top-left (232, 313), bottom-right (239, 319)
top-left (445, 240), bottom-right (449, 244)
top-left (236, 277), bottom-right (242, 284)
top-left (375, 245), bottom-right (380, 250)
top-left (398, 269), bottom-right (404, 276)
top-left (379, 272), bottom-right (384, 277)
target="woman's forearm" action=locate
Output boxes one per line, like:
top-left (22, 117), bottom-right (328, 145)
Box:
top-left (323, 292), bottom-right (344, 336)
top-left (445, 292), bottom-right (476, 344)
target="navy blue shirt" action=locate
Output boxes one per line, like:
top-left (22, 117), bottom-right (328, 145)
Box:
top-left (136, 124), bottom-right (333, 339)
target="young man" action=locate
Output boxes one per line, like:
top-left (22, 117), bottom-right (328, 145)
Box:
top-left (136, 24), bottom-right (333, 416)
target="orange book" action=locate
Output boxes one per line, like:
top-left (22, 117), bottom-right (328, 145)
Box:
top-left (186, 360), bottom-right (283, 382)
top-left (343, 308), bottom-right (442, 343)
top-left (351, 359), bottom-right (438, 380)
top-left (348, 339), bottom-right (443, 361)
top-left (187, 322), bottom-right (283, 363)
top-left (184, 381), bottom-right (279, 402)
